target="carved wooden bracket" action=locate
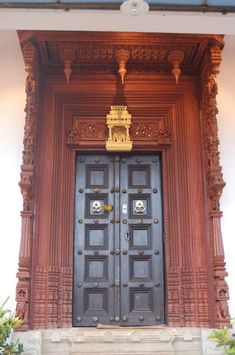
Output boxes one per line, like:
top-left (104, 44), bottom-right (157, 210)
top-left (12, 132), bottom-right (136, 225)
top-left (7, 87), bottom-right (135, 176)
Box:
top-left (115, 49), bottom-right (130, 84)
top-left (167, 50), bottom-right (185, 84)
top-left (59, 46), bottom-right (76, 84)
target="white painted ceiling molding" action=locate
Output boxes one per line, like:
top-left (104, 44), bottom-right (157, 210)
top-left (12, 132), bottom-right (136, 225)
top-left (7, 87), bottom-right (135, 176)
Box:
top-left (0, 9), bottom-right (234, 34)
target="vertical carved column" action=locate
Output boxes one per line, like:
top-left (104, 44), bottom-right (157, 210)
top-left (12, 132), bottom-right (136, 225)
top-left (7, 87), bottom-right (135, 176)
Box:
top-left (201, 44), bottom-right (230, 327)
top-left (16, 41), bottom-right (40, 330)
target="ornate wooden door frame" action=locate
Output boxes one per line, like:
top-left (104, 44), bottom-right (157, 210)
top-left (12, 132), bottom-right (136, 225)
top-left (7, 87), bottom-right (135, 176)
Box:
top-left (15, 31), bottom-right (230, 330)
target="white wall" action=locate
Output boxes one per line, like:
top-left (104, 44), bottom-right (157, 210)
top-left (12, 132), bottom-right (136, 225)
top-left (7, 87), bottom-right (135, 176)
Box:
top-left (0, 31), bottom-right (25, 311)
top-left (217, 35), bottom-right (235, 319)
top-left (0, 29), bottom-right (234, 319)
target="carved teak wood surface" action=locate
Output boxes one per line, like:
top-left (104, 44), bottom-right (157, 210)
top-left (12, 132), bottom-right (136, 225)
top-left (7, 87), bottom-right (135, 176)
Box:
top-left (16, 31), bottom-right (230, 330)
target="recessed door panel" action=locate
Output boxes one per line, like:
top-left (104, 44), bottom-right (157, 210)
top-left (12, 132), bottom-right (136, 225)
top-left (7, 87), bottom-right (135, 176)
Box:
top-left (73, 154), bottom-right (164, 326)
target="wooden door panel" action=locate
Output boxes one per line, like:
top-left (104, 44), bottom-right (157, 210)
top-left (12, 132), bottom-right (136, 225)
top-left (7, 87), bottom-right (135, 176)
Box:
top-left (73, 154), bottom-right (164, 326)
top-left (73, 155), bottom-right (115, 326)
top-left (120, 154), bottom-right (164, 326)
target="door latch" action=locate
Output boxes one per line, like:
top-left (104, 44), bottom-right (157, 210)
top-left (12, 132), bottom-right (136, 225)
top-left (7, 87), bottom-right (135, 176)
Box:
top-left (103, 204), bottom-right (113, 213)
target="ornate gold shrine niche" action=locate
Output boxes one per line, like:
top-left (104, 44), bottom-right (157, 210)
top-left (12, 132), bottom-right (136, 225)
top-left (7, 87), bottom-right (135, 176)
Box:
top-left (105, 105), bottom-right (133, 151)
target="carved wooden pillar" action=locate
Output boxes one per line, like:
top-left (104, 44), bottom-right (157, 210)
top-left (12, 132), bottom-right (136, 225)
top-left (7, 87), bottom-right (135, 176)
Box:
top-left (201, 44), bottom-right (230, 327)
top-left (15, 41), bottom-right (40, 330)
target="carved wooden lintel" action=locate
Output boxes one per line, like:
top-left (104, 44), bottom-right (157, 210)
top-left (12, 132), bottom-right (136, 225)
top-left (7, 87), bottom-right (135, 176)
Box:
top-left (16, 41), bottom-right (40, 330)
top-left (66, 120), bottom-right (171, 145)
top-left (201, 44), bottom-right (230, 326)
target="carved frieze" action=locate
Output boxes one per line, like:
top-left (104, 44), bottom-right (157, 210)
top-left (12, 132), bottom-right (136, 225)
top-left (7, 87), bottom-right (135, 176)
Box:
top-left (67, 122), bottom-right (106, 142)
top-left (66, 120), bottom-right (171, 145)
top-left (130, 122), bottom-right (171, 142)
top-left (17, 32), bottom-right (223, 78)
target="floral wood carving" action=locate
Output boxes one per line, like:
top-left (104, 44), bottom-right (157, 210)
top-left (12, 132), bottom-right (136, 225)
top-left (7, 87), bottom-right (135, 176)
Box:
top-left (201, 44), bottom-right (230, 326)
top-left (130, 122), bottom-right (171, 142)
top-left (16, 41), bottom-right (40, 330)
top-left (66, 120), bottom-right (171, 145)
top-left (67, 122), bottom-right (106, 142)
top-left (167, 267), bottom-right (210, 327)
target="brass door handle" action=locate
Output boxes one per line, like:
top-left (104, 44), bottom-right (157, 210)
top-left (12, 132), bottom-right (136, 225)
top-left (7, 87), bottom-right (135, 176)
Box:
top-left (103, 204), bottom-right (113, 213)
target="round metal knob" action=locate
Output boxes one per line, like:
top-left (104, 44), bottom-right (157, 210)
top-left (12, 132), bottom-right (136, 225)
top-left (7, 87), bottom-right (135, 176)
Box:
top-left (139, 316), bottom-right (144, 321)
top-left (138, 250), bottom-right (144, 255)
top-left (79, 188), bottom-right (84, 193)
top-left (122, 189), bottom-right (127, 193)
top-left (93, 282), bottom-right (98, 288)
top-left (153, 188), bottom-right (158, 193)
top-left (115, 316), bottom-right (120, 322)
top-left (110, 188), bottom-right (114, 193)
top-left (77, 249), bottom-right (83, 255)
top-left (137, 189), bottom-right (142, 193)
top-left (115, 249), bottom-right (120, 255)
top-left (122, 219), bottom-right (127, 224)
top-left (115, 187), bottom-right (120, 193)
top-left (110, 250), bottom-right (115, 255)
top-left (76, 316), bottom-right (82, 322)
top-left (93, 317), bottom-right (98, 322)
top-left (122, 316), bottom-right (128, 321)
top-left (77, 282), bottom-right (82, 287)
top-left (122, 250), bottom-right (128, 255)
top-left (155, 282), bottom-right (161, 287)
top-left (80, 158), bottom-right (85, 163)
top-left (93, 250), bottom-right (99, 256)
top-left (123, 282), bottom-right (128, 287)
top-left (154, 250), bottom-right (160, 255)
top-left (78, 218), bottom-right (83, 224)
top-left (115, 219), bottom-right (120, 223)
top-left (156, 315), bottom-right (161, 321)
top-left (115, 281), bottom-right (120, 287)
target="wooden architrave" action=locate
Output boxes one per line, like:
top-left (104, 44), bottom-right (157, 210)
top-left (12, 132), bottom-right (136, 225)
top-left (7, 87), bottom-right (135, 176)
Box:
top-left (16, 31), bottom-right (230, 330)
top-left (15, 40), bottom-right (40, 330)
top-left (200, 44), bottom-right (230, 326)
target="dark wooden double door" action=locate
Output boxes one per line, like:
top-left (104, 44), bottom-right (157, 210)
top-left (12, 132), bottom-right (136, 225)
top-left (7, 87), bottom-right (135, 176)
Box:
top-left (73, 154), bottom-right (164, 326)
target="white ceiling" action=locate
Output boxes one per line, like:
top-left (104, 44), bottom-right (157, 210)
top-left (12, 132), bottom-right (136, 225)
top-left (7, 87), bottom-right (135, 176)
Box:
top-left (0, 9), bottom-right (235, 34)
